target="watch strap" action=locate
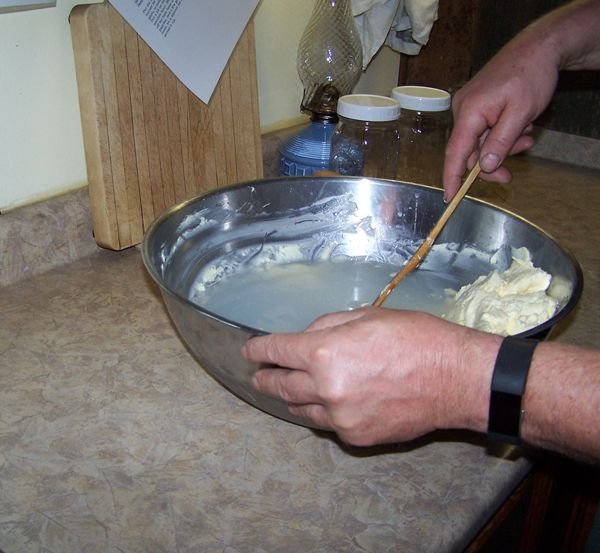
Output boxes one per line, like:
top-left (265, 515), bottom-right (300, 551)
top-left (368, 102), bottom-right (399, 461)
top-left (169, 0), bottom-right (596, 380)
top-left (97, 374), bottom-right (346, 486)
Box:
top-left (488, 336), bottom-right (539, 445)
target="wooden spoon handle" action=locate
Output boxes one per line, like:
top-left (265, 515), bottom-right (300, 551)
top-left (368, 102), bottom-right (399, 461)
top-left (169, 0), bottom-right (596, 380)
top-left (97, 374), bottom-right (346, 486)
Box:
top-left (372, 162), bottom-right (482, 307)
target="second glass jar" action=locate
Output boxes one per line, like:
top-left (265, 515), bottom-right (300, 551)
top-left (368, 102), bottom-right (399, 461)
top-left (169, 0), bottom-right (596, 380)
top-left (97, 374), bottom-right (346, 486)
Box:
top-left (329, 94), bottom-right (401, 179)
top-left (392, 85), bottom-right (452, 187)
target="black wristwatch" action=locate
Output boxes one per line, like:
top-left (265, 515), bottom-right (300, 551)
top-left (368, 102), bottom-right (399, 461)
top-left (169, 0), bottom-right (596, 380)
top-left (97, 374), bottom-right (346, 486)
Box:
top-left (488, 336), bottom-right (539, 445)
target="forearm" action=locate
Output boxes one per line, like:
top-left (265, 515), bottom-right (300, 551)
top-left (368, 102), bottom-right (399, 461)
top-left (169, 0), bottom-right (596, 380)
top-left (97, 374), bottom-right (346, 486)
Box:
top-left (521, 341), bottom-right (600, 461)
top-left (453, 334), bottom-right (600, 462)
top-left (512, 0), bottom-right (600, 72)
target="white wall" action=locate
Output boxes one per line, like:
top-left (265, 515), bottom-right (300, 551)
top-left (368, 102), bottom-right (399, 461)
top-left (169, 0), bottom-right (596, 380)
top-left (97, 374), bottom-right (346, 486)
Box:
top-left (0, 0), bottom-right (399, 212)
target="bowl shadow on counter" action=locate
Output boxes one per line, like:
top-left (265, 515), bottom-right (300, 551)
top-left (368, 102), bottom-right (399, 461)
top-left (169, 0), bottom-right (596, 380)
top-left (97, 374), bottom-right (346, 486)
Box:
top-left (311, 426), bottom-right (534, 463)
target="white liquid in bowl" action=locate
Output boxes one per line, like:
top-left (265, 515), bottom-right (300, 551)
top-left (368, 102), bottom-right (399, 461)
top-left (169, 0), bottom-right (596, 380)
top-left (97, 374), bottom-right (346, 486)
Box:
top-left (190, 260), bottom-right (463, 333)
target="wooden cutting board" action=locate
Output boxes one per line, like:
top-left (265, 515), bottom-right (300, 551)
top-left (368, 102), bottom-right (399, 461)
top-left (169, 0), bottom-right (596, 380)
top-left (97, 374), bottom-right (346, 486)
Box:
top-left (70, 3), bottom-right (263, 250)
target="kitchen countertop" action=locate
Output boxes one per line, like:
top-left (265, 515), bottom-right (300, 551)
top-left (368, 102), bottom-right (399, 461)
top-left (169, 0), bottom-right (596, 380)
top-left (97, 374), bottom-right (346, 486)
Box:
top-left (1, 153), bottom-right (599, 553)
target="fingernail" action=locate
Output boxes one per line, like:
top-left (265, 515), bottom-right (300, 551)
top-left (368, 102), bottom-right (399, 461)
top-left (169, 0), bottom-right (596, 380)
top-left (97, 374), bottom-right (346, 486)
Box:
top-left (481, 153), bottom-right (501, 172)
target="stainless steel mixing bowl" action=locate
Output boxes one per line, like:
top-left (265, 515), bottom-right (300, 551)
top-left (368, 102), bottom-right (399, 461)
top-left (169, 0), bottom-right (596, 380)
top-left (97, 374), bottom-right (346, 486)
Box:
top-left (141, 176), bottom-right (583, 427)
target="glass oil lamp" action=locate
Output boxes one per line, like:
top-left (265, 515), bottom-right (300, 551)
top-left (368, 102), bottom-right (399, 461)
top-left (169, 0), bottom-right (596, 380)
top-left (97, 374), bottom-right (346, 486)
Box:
top-left (279, 0), bottom-right (363, 176)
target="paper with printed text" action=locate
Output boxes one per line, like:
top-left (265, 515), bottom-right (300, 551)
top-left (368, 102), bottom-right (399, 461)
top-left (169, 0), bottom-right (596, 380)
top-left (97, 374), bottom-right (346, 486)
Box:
top-left (109, 0), bottom-right (259, 103)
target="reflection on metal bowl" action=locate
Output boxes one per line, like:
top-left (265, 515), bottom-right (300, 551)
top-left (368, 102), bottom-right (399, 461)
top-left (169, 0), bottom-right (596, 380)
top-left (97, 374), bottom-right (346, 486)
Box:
top-left (141, 176), bottom-right (583, 427)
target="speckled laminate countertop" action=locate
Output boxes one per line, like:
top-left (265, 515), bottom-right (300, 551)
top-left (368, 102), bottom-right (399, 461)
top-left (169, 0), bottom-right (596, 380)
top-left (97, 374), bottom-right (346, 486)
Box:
top-left (1, 152), bottom-right (598, 553)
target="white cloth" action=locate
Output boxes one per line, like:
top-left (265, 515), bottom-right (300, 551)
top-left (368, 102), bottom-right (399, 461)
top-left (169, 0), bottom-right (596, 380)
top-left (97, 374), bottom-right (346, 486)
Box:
top-left (352, 0), bottom-right (439, 68)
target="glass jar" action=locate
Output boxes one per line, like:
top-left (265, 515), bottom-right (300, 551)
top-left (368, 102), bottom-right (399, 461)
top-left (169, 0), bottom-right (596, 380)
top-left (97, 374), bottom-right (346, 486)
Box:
top-left (392, 86), bottom-right (452, 187)
top-left (329, 94), bottom-right (401, 179)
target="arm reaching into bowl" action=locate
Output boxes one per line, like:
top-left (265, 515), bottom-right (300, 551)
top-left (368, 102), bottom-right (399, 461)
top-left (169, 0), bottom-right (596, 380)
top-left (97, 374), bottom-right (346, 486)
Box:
top-left (242, 307), bottom-right (600, 462)
top-left (443, 0), bottom-right (600, 200)
top-left (243, 0), bottom-right (600, 462)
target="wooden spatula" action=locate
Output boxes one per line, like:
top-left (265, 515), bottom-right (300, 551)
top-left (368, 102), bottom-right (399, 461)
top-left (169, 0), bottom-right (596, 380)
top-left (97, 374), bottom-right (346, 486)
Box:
top-left (373, 162), bottom-right (482, 307)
